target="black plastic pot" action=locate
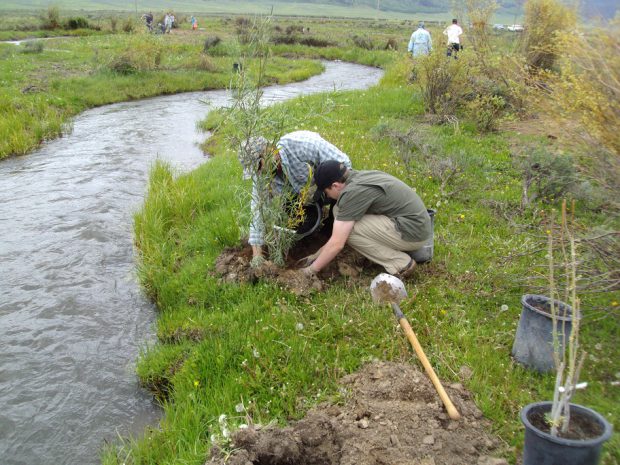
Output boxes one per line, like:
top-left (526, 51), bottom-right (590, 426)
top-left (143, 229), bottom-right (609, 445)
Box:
top-left (512, 294), bottom-right (575, 373)
top-left (521, 402), bottom-right (613, 465)
top-left (294, 202), bottom-right (322, 238)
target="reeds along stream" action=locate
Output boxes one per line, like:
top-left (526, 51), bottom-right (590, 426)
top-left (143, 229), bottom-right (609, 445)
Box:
top-left (0, 61), bottom-right (383, 465)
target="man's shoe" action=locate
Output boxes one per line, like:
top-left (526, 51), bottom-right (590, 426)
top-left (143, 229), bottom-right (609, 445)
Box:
top-left (396, 258), bottom-right (416, 279)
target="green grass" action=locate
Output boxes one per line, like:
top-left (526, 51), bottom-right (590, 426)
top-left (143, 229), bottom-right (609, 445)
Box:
top-left (0, 26), bottom-right (330, 159)
top-left (111, 54), bottom-right (619, 465)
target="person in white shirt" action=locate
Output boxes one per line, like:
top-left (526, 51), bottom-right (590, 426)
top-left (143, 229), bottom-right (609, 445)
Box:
top-left (443, 18), bottom-right (463, 58)
top-left (408, 22), bottom-right (432, 57)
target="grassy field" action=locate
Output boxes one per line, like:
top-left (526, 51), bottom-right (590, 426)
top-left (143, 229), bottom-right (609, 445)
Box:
top-left (1, 8), bottom-right (616, 465)
top-left (106, 23), bottom-right (620, 465)
top-left (4, 12), bottom-right (520, 159)
top-left (0, 1), bottom-right (524, 23)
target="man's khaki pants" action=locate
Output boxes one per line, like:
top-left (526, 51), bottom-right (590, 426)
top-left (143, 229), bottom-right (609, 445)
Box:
top-left (346, 214), bottom-right (426, 275)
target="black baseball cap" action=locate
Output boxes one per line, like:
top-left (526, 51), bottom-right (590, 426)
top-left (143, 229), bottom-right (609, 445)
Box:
top-left (314, 160), bottom-right (347, 191)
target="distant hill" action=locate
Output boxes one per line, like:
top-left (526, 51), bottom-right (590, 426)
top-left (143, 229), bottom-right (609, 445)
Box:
top-left (1, 0), bottom-right (616, 20)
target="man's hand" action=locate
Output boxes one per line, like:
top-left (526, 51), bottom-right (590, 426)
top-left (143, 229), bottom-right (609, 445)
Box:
top-left (296, 248), bottom-right (323, 267)
top-left (250, 255), bottom-right (266, 268)
top-left (300, 266), bottom-right (316, 277)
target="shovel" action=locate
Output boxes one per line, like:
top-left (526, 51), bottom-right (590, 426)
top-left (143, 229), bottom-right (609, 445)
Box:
top-left (370, 273), bottom-right (461, 420)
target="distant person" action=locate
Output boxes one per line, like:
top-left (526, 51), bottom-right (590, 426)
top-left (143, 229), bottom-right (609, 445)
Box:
top-left (164, 13), bottom-right (172, 33)
top-left (142, 12), bottom-right (153, 31)
top-left (443, 18), bottom-right (463, 58)
top-left (191, 16), bottom-right (198, 30)
top-left (171, 14), bottom-right (176, 29)
top-left (408, 22), bottom-right (432, 57)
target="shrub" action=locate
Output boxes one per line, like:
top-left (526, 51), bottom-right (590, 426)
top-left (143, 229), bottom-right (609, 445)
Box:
top-left (110, 16), bottom-right (118, 32)
top-left (548, 24), bottom-right (620, 159)
top-left (271, 35), bottom-right (334, 47)
top-left (21, 41), bottom-right (44, 54)
top-left (521, 0), bottom-right (576, 70)
top-left (64, 16), bottom-right (89, 30)
top-left (384, 38), bottom-right (398, 50)
top-left (122, 17), bottom-right (136, 33)
top-left (465, 94), bottom-right (506, 132)
top-left (417, 48), bottom-right (474, 119)
top-left (107, 36), bottom-right (164, 74)
top-left (285, 24), bottom-right (304, 35)
top-left (465, 0), bottom-right (498, 51)
top-left (196, 55), bottom-right (217, 72)
top-left (351, 34), bottom-right (375, 50)
top-left (515, 147), bottom-right (579, 208)
top-left (203, 36), bottom-right (221, 53)
top-left (235, 16), bottom-right (251, 44)
top-left (41, 5), bottom-right (61, 30)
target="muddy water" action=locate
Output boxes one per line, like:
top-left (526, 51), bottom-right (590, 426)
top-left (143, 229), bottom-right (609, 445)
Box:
top-left (0, 61), bottom-right (383, 465)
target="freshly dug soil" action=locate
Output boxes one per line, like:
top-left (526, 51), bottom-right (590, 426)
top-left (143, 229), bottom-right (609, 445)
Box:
top-left (207, 361), bottom-right (508, 465)
top-left (214, 232), bottom-right (379, 295)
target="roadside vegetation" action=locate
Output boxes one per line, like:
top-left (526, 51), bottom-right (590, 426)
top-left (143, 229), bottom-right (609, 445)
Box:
top-left (0, 3), bottom-right (616, 465)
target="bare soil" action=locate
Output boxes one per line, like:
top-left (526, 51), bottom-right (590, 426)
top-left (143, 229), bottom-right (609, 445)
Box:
top-left (214, 232), bottom-right (381, 296)
top-left (207, 361), bottom-right (508, 465)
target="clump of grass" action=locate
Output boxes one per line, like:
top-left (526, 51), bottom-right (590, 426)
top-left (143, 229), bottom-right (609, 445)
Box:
top-left (40, 5), bottom-right (60, 30)
top-left (106, 36), bottom-right (164, 74)
top-left (203, 35), bottom-right (221, 53)
top-left (196, 55), bottom-right (218, 72)
top-left (21, 40), bottom-right (44, 54)
top-left (64, 16), bottom-right (90, 30)
top-left (351, 34), bottom-right (375, 50)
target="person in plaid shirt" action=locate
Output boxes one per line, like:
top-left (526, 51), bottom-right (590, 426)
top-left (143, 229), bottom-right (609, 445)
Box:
top-left (238, 131), bottom-right (351, 266)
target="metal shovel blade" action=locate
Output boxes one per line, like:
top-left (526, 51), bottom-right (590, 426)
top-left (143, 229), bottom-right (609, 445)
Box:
top-left (370, 273), bottom-right (407, 305)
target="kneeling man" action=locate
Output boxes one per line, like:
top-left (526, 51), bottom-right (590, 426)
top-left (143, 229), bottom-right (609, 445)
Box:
top-left (302, 161), bottom-right (431, 277)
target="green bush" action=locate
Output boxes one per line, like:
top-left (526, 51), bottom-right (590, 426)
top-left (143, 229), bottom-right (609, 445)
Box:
top-left (417, 48), bottom-right (474, 119)
top-left (203, 35), bottom-right (221, 53)
top-left (465, 94), bottom-right (506, 132)
top-left (107, 36), bottom-right (164, 74)
top-left (521, 0), bottom-right (576, 70)
top-left (122, 17), bottom-right (135, 33)
top-left (515, 147), bottom-right (579, 207)
top-left (40, 5), bottom-right (61, 30)
top-left (351, 34), bottom-right (375, 50)
top-left (64, 17), bottom-right (90, 30)
top-left (21, 41), bottom-right (44, 54)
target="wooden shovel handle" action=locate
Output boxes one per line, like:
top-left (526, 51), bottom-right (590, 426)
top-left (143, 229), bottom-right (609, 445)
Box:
top-left (396, 311), bottom-right (461, 420)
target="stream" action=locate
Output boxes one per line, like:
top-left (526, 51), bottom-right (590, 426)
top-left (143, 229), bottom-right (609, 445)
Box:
top-left (0, 61), bottom-right (383, 465)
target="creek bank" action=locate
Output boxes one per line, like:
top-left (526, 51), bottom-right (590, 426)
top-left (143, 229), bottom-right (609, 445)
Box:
top-left (208, 361), bottom-right (508, 465)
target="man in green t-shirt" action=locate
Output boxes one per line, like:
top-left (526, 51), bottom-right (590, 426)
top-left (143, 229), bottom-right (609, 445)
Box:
top-left (302, 160), bottom-right (432, 277)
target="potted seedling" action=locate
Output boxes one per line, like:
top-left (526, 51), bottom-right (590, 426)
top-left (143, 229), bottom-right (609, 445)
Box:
top-left (520, 201), bottom-right (612, 465)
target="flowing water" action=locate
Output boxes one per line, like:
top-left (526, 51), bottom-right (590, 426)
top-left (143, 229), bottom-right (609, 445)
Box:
top-left (0, 61), bottom-right (383, 465)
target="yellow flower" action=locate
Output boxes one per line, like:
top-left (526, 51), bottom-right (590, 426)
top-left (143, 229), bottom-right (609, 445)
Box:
top-left (459, 214), bottom-right (465, 219)
top-left (546, 229), bottom-right (551, 234)
top-left (440, 309), bottom-right (447, 315)
top-left (193, 380), bottom-right (200, 388)
top-left (612, 301), bottom-right (618, 307)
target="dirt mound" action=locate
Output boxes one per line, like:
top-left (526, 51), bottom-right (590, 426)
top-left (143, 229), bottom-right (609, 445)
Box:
top-left (214, 234), bottom-right (376, 295)
top-left (207, 361), bottom-right (508, 465)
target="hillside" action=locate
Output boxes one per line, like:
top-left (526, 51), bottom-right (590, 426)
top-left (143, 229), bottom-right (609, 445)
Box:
top-left (1, 0), bottom-right (616, 19)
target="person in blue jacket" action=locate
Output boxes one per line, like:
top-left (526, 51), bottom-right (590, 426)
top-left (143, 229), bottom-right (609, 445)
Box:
top-left (408, 22), bottom-right (432, 57)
